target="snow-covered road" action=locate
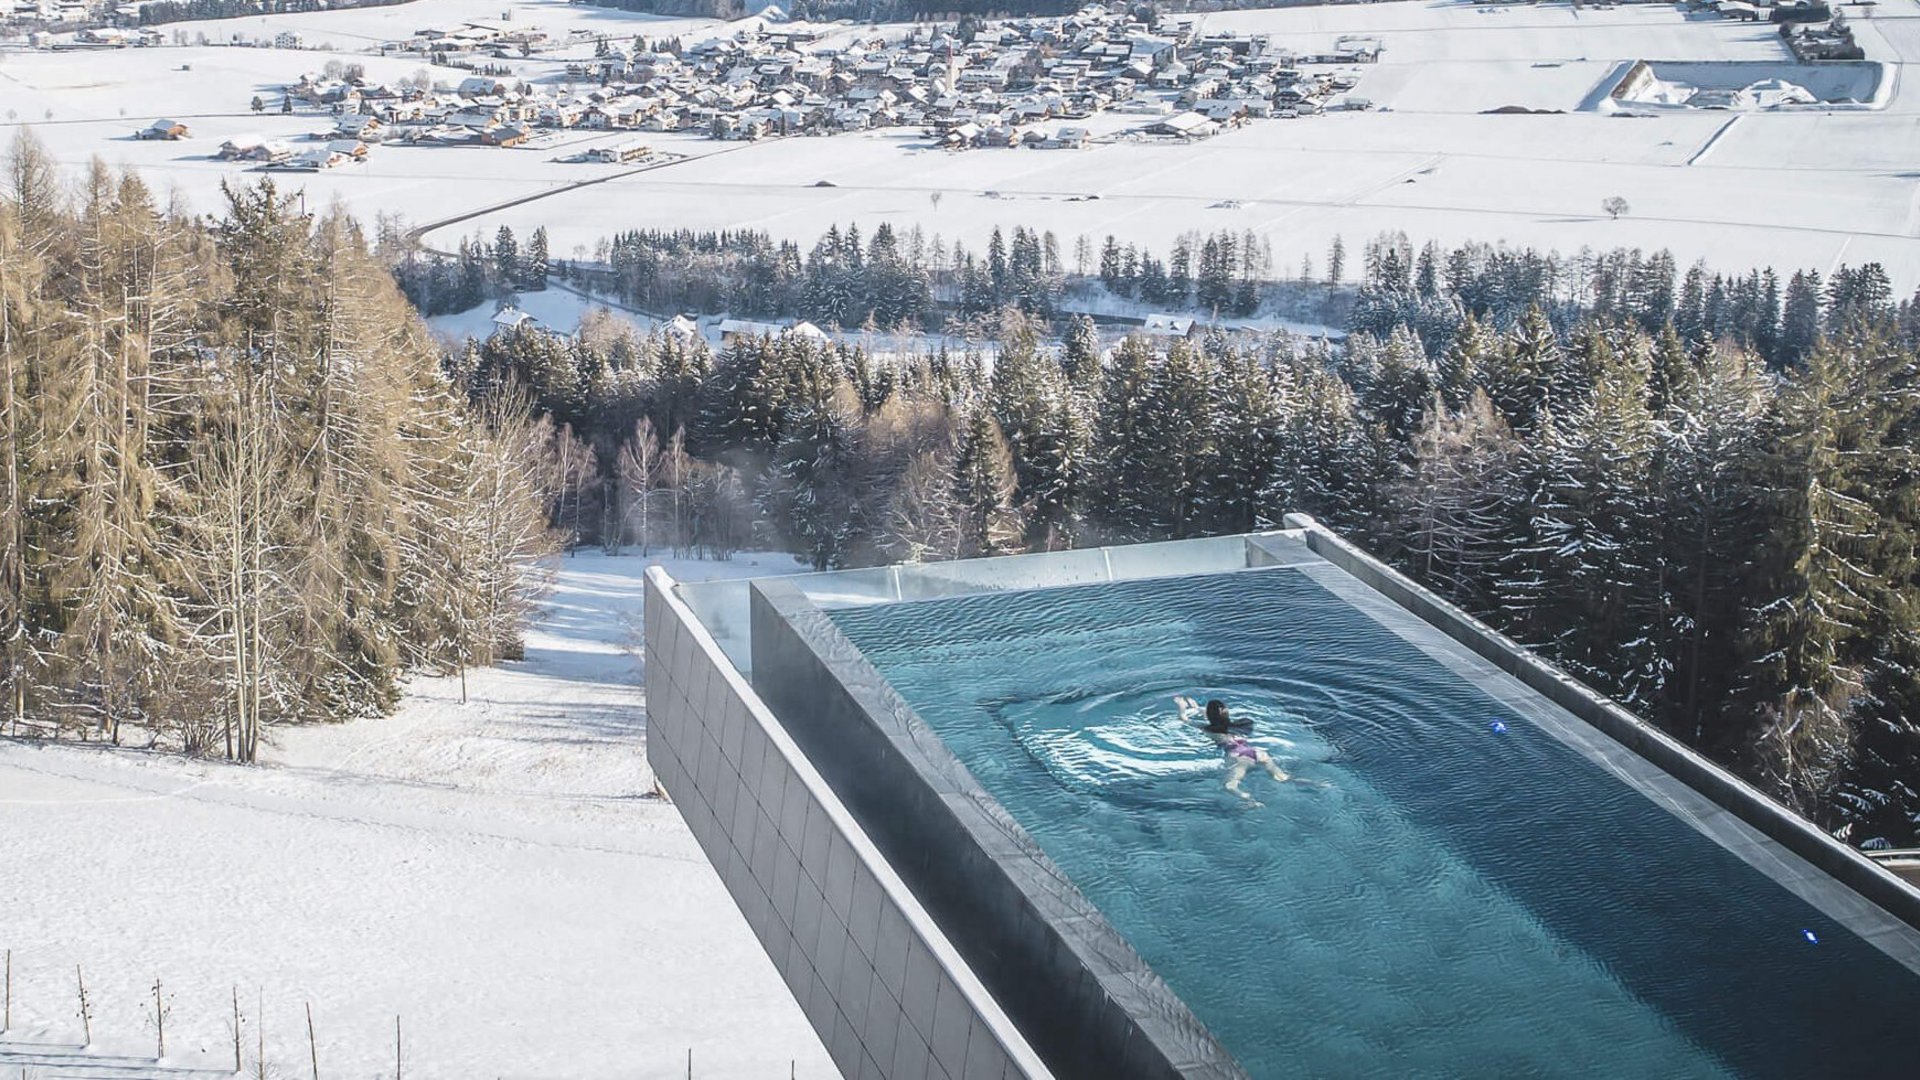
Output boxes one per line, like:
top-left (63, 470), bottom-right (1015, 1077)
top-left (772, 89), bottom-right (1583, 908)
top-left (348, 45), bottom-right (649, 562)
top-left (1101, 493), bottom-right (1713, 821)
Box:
top-left (0, 551), bottom-right (828, 1080)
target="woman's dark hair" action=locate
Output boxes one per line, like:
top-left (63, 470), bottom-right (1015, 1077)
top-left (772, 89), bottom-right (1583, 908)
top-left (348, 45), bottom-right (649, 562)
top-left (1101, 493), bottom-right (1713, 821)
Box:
top-left (1205, 699), bottom-right (1230, 732)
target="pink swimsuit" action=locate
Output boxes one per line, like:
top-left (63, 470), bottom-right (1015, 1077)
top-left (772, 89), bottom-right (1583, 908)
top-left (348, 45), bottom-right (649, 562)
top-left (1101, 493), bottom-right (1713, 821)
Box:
top-left (1227, 737), bottom-right (1259, 762)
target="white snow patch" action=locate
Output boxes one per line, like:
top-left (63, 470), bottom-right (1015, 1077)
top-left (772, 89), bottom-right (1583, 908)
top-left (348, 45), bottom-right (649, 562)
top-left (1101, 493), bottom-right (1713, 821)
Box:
top-left (0, 550), bottom-right (828, 1080)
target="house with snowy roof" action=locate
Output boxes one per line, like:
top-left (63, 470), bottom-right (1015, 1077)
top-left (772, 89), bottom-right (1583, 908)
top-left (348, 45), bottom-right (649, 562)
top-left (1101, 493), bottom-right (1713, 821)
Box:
top-left (491, 307), bottom-right (539, 333)
top-left (1142, 313), bottom-right (1200, 339)
top-left (1149, 111), bottom-right (1219, 139)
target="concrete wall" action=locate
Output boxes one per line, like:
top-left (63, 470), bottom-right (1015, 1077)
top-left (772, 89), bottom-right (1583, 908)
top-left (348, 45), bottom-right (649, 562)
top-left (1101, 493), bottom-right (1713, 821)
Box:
top-left (1276, 514), bottom-right (1920, 932)
top-left (747, 578), bottom-right (1246, 1080)
top-left (643, 567), bottom-right (1054, 1080)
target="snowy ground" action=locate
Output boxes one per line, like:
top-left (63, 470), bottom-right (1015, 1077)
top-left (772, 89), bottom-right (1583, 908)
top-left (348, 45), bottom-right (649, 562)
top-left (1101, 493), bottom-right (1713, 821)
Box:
top-left (423, 281), bottom-right (662, 342)
top-left (418, 0), bottom-right (1920, 291)
top-left (0, 550), bottom-right (831, 1080)
top-left (8, 0), bottom-right (1920, 292)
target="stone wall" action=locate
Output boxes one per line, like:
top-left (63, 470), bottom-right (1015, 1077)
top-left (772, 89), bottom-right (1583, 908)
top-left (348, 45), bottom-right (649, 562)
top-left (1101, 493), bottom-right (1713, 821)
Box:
top-left (644, 567), bottom-right (1053, 1080)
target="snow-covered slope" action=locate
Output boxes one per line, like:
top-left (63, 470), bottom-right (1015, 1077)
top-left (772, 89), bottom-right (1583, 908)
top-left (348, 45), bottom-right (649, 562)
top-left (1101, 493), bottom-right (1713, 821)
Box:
top-left (0, 550), bottom-right (829, 1080)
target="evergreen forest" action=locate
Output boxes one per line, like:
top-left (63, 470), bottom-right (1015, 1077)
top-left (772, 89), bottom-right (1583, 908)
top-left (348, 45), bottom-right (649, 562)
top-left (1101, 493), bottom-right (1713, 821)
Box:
top-left (444, 232), bottom-right (1920, 847)
top-left (0, 135), bottom-right (556, 761)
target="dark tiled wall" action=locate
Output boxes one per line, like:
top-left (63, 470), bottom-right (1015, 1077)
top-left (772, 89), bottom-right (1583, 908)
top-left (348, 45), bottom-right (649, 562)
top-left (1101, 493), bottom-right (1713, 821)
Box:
top-left (747, 578), bottom-right (1247, 1080)
top-left (645, 571), bottom-right (1041, 1080)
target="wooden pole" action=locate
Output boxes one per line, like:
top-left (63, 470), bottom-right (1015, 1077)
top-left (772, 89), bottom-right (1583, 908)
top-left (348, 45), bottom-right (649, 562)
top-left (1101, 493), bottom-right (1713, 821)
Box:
top-left (153, 978), bottom-right (165, 1059)
top-left (256, 988), bottom-right (265, 1080)
top-left (306, 1001), bottom-right (318, 1080)
top-left (4, 948), bottom-right (10, 1032)
top-left (76, 966), bottom-right (90, 1046)
top-left (394, 1014), bottom-right (401, 1080)
top-left (233, 986), bottom-right (242, 1073)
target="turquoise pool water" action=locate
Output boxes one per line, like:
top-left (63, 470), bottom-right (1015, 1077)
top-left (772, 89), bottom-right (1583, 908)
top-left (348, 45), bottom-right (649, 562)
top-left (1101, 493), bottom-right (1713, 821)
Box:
top-left (828, 567), bottom-right (1920, 1079)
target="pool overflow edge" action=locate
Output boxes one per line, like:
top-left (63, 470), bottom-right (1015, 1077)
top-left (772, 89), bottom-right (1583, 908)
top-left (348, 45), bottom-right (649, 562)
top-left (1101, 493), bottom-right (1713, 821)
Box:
top-left (1276, 513), bottom-right (1920, 933)
top-left (746, 575), bottom-right (1252, 1080)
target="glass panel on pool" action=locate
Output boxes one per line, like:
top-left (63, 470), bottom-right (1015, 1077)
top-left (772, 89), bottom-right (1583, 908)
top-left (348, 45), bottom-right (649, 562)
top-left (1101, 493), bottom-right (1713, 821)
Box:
top-left (827, 567), bottom-right (1920, 1080)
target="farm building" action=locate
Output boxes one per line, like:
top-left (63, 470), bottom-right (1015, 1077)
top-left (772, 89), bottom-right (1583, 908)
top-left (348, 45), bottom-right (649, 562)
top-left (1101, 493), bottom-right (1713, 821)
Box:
top-left (586, 141), bottom-right (654, 163)
top-left (136, 119), bottom-right (188, 141)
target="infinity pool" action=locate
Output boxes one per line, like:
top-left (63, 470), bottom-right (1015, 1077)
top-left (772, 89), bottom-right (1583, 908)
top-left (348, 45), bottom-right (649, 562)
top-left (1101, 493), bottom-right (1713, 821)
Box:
top-left (828, 566), bottom-right (1920, 1079)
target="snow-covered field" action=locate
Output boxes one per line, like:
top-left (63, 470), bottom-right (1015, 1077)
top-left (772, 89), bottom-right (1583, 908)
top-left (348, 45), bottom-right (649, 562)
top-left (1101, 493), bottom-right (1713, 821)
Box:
top-left (7, 0), bottom-right (1919, 292)
top-left (424, 0), bottom-right (1920, 290)
top-left (0, 550), bottom-right (830, 1080)
top-left (424, 280), bottom-right (658, 341)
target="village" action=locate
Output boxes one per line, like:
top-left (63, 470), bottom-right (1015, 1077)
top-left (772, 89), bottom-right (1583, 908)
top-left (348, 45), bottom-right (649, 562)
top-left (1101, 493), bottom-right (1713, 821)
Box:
top-left (125, 5), bottom-right (1379, 170)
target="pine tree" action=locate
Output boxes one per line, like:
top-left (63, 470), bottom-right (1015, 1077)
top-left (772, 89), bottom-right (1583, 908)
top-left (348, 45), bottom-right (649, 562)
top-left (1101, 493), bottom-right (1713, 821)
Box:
top-left (1360, 324), bottom-right (1435, 443)
top-left (1827, 264), bottom-right (1894, 334)
top-left (1656, 342), bottom-right (1769, 744)
top-left (1202, 348), bottom-right (1283, 533)
top-left (1778, 269), bottom-right (1823, 369)
top-left (1392, 390), bottom-right (1520, 613)
top-left (1676, 262), bottom-right (1708, 344)
top-left (1089, 335), bottom-right (1156, 540)
top-left (987, 227), bottom-right (1009, 302)
top-left (1168, 234), bottom-right (1193, 307)
top-left (0, 155), bottom-right (44, 735)
top-left (1490, 407), bottom-right (1567, 648)
top-left (1648, 322), bottom-right (1696, 413)
top-left (1437, 314), bottom-right (1491, 410)
top-left (1263, 360), bottom-right (1383, 534)
top-left (1481, 305), bottom-right (1560, 431)
top-left (988, 312), bottom-right (1075, 549)
top-left (696, 337), bottom-right (784, 470)
top-left (951, 408), bottom-right (1023, 558)
top-left (524, 226), bottom-right (549, 291)
top-left (1061, 315), bottom-right (1100, 391)
top-left (1098, 235), bottom-right (1122, 291)
top-left (1196, 234), bottom-right (1234, 313)
top-left (1533, 342), bottom-right (1665, 706)
top-left (1133, 341), bottom-right (1215, 538)
top-left (1736, 361), bottom-right (1868, 804)
top-left (758, 381), bottom-right (861, 571)
top-left (492, 226), bottom-right (519, 292)
top-left (1414, 241), bottom-right (1441, 297)
top-left (45, 166), bottom-right (190, 740)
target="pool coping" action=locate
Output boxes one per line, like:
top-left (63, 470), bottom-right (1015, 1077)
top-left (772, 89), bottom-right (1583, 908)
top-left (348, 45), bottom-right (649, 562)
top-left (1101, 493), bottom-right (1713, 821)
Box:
top-left (1279, 513), bottom-right (1920, 933)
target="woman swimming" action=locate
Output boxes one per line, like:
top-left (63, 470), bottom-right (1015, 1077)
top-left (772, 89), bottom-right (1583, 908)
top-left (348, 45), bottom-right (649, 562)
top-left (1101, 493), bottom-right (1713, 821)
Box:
top-left (1176, 695), bottom-right (1316, 803)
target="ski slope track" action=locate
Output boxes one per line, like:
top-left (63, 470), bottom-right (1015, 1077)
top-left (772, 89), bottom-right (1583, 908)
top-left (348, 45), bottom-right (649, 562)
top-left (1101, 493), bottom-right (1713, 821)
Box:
top-left (0, 552), bottom-right (828, 1080)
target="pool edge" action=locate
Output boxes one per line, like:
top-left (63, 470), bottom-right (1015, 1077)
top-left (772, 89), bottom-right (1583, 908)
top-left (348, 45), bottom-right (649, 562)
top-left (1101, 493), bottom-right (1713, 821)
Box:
top-left (1280, 512), bottom-right (1920, 933)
